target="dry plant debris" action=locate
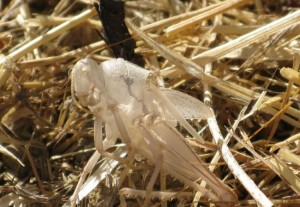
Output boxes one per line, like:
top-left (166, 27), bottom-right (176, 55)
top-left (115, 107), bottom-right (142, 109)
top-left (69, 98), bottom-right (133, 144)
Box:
top-left (0, 0), bottom-right (300, 206)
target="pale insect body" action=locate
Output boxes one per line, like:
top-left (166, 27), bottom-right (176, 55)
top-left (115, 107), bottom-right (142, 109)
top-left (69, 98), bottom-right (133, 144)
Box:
top-left (71, 58), bottom-right (236, 206)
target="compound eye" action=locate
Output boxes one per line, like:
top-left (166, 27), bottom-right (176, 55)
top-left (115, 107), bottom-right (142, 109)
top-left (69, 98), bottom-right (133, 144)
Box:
top-left (72, 60), bottom-right (96, 106)
top-left (81, 87), bottom-right (101, 107)
top-left (72, 58), bottom-right (104, 106)
top-left (73, 66), bottom-right (91, 95)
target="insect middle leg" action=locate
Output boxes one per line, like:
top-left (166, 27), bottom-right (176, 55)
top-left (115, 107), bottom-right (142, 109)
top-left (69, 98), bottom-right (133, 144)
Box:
top-left (110, 105), bottom-right (137, 186)
top-left (93, 114), bottom-right (125, 161)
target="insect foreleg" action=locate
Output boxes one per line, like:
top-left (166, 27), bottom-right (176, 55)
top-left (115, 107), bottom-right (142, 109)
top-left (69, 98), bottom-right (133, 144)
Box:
top-left (93, 113), bottom-right (124, 162)
top-left (70, 151), bottom-right (101, 207)
top-left (94, 114), bottom-right (104, 153)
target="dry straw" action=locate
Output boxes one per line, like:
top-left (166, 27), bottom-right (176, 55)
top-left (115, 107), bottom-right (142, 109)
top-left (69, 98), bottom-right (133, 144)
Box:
top-left (1, 1), bottom-right (300, 207)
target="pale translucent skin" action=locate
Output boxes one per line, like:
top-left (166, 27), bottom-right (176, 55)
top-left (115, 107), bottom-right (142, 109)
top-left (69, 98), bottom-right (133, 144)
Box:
top-left (71, 57), bottom-right (237, 206)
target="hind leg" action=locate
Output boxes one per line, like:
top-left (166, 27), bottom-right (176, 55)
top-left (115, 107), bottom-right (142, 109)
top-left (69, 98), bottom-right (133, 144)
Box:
top-left (138, 125), bottom-right (163, 207)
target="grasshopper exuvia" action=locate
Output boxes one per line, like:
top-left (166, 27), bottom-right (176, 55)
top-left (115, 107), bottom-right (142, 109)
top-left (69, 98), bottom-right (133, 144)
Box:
top-left (70, 57), bottom-right (236, 206)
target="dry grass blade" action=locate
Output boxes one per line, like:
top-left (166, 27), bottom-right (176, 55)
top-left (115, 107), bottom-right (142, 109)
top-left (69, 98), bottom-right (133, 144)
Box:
top-left (165, 0), bottom-right (252, 35)
top-left (1, 1), bottom-right (300, 207)
top-left (8, 8), bottom-right (96, 61)
top-left (193, 9), bottom-right (300, 66)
